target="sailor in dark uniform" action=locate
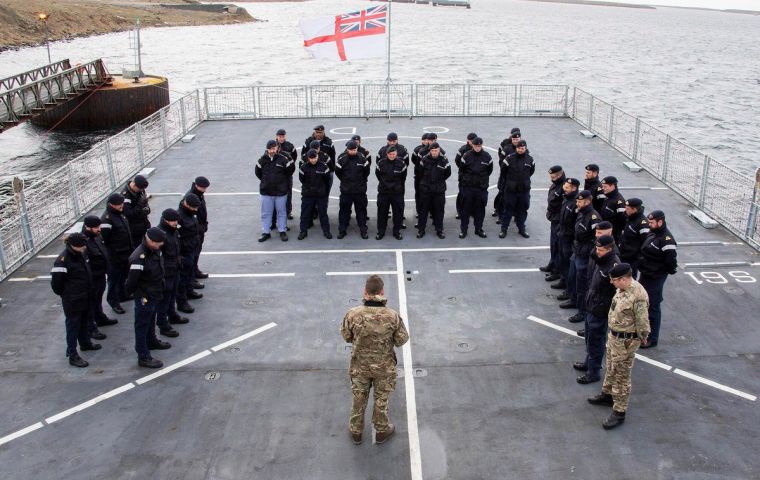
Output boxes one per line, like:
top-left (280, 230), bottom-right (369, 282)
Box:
top-left (540, 165), bottom-right (567, 282)
top-left (121, 174), bottom-right (151, 247)
top-left (584, 164), bottom-right (606, 213)
top-left (457, 137), bottom-right (492, 238)
top-left (454, 133), bottom-right (478, 220)
top-left (100, 193), bottom-right (133, 314)
top-left (495, 128), bottom-right (521, 219)
top-left (275, 129), bottom-right (298, 220)
top-left (499, 139), bottom-right (535, 238)
top-left (618, 198), bottom-right (649, 277)
top-left (599, 176), bottom-right (626, 242)
top-left (187, 176), bottom-right (210, 284)
top-left (351, 134), bottom-right (372, 162)
top-left (82, 215), bottom-right (117, 342)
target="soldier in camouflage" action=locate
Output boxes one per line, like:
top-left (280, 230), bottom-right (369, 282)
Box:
top-left (340, 275), bottom-right (409, 445)
top-left (587, 262), bottom-right (650, 430)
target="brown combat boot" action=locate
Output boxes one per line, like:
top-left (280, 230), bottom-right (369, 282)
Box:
top-left (350, 430), bottom-right (362, 445)
top-left (375, 424), bottom-right (395, 444)
top-left (602, 410), bottom-right (626, 430)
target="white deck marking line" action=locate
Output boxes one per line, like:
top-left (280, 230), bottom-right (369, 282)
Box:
top-left (450, 268), bottom-right (540, 274)
top-left (210, 321), bottom-right (278, 352)
top-left (0, 323), bottom-right (278, 447)
top-left (326, 271), bottom-right (398, 276)
top-left (683, 261), bottom-right (751, 268)
top-left (396, 251), bottom-right (423, 480)
top-left (208, 273), bottom-right (295, 278)
top-left (0, 422), bottom-right (44, 447)
top-left (135, 351), bottom-right (212, 385)
top-left (45, 383), bottom-right (136, 424)
top-left (673, 369), bottom-right (757, 402)
top-left (526, 315), bottom-right (578, 336)
top-left (527, 315), bottom-right (756, 402)
top-left (201, 246), bottom-right (549, 256)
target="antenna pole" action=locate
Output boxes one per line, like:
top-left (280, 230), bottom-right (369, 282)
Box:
top-left (386, 0), bottom-right (392, 121)
top-left (136, 18), bottom-right (143, 77)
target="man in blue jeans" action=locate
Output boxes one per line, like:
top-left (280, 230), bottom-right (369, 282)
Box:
top-left (256, 139), bottom-right (295, 242)
top-left (561, 190), bottom-right (600, 324)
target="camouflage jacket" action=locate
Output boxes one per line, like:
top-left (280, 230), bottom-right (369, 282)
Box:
top-left (340, 295), bottom-right (409, 376)
top-left (608, 280), bottom-right (650, 339)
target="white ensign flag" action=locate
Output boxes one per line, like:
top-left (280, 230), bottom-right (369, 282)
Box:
top-left (299, 5), bottom-right (387, 62)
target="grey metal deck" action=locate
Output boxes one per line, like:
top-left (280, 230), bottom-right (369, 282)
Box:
top-left (0, 116), bottom-right (758, 479)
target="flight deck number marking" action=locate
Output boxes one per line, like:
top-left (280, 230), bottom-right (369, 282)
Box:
top-left (684, 271), bottom-right (757, 285)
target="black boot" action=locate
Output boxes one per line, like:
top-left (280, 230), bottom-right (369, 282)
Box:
top-left (568, 312), bottom-right (584, 323)
top-left (602, 410), bottom-right (626, 429)
top-left (545, 273), bottom-right (561, 282)
top-left (550, 280), bottom-right (566, 290)
top-left (539, 264), bottom-right (553, 272)
top-left (588, 392), bottom-right (614, 406)
top-left (177, 302), bottom-right (195, 314)
top-left (69, 353), bottom-right (89, 368)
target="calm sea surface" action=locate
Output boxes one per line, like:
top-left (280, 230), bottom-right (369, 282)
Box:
top-left (1, 0), bottom-right (759, 188)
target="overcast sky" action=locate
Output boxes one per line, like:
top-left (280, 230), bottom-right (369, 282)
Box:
top-left (605, 0), bottom-right (760, 10)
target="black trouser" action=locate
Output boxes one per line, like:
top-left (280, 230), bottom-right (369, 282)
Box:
top-left (456, 189), bottom-right (463, 217)
top-left (134, 296), bottom-right (160, 360)
top-left (501, 190), bottom-right (530, 231)
top-left (156, 275), bottom-right (178, 331)
top-left (177, 253), bottom-right (195, 302)
top-left (584, 312), bottom-right (608, 378)
top-left (287, 176), bottom-right (294, 214)
top-left (621, 257), bottom-right (640, 279)
top-left (494, 189), bottom-right (504, 215)
top-left (377, 193), bottom-right (404, 235)
top-left (414, 175), bottom-right (422, 216)
top-left (194, 232), bottom-right (205, 276)
top-left (300, 196), bottom-right (330, 233)
top-left (548, 222), bottom-right (560, 273)
top-left (418, 192), bottom-right (445, 233)
top-left (64, 305), bottom-right (90, 357)
top-left (459, 186), bottom-right (488, 234)
top-left (88, 275), bottom-right (107, 332)
top-left (339, 192), bottom-right (368, 233)
top-left (558, 235), bottom-right (574, 282)
top-left (106, 258), bottom-right (128, 307)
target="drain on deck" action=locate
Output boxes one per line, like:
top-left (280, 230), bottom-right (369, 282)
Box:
top-left (338, 343), bottom-right (353, 353)
top-left (226, 346), bottom-right (240, 353)
top-left (242, 298), bottom-right (267, 308)
top-left (723, 286), bottom-right (745, 296)
top-left (453, 340), bottom-right (476, 353)
top-left (437, 258), bottom-right (449, 263)
top-left (205, 371), bottom-right (221, 381)
top-left (413, 368), bottom-right (428, 377)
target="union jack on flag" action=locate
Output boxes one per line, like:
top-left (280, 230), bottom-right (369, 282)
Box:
top-left (299, 5), bottom-right (388, 62)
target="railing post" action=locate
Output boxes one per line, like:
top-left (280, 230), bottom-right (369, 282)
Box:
top-left (632, 118), bottom-right (641, 161)
top-left (256, 86), bottom-right (263, 119)
top-left (251, 86), bottom-right (259, 119)
top-left (195, 90), bottom-right (202, 123)
top-left (563, 85), bottom-right (569, 117)
top-left (136, 122), bottom-right (146, 167)
top-left (588, 95), bottom-right (594, 131)
top-left (463, 84), bottom-right (468, 116)
top-left (608, 107), bottom-right (616, 145)
top-left (105, 140), bottom-right (117, 189)
top-left (179, 99), bottom-right (187, 136)
top-left (66, 163), bottom-right (81, 218)
top-left (0, 233), bottom-right (7, 275)
top-left (203, 87), bottom-right (210, 120)
top-left (571, 87), bottom-right (577, 119)
top-left (160, 109), bottom-right (168, 148)
top-left (697, 155), bottom-right (710, 208)
top-left (745, 167), bottom-right (760, 239)
top-left (13, 177), bottom-right (34, 252)
top-left (306, 86), bottom-right (312, 118)
top-left (662, 135), bottom-right (672, 182)
top-left (516, 85), bottom-right (522, 115)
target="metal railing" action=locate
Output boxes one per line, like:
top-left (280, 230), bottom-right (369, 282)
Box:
top-left (0, 90), bottom-right (202, 280)
top-left (203, 83), bottom-right (570, 119)
top-left (1, 83), bottom-right (758, 280)
top-left (0, 59), bottom-right (108, 130)
top-left (0, 59), bottom-right (73, 94)
top-left (569, 87), bottom-right (760, 249)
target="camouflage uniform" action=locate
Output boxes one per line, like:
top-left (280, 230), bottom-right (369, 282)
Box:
top-left (340, 294), bottom-right (409, 435)
top-left (603, 280), bottom-right (650, 412)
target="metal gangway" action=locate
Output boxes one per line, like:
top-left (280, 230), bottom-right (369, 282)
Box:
top-left (0, 59), bottom-right (110, 132)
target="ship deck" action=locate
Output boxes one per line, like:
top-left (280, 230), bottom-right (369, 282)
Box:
top-left (0, 116), bottom-right (758, 479)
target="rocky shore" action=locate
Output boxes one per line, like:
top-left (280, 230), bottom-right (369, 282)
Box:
top-left (0, 0), bottom-right (258, 52)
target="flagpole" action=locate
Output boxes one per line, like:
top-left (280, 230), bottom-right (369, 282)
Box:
top-left (386, 0), bottom-right (392, 121)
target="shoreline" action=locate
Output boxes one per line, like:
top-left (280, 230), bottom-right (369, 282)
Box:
top-left (0, 0), bottom-right (259, 53)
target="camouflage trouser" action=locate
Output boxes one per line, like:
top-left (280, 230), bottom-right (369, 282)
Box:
top-left (350, 373), bottom-right (396, 435)
top-left (602, 334), bottom-right (640, 412)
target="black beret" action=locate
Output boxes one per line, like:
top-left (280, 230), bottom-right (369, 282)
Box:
top-left (595, 234), bottom-right (615, 248)
top-left (266, 140), bottom-right (277, 149)
top-left (67, 232), bottom-right (87, 248)
top-left (351, 134), bottom-right (361, 141)
top-left (276, 128), bottom-right (286, 136)
top-left (610, 263), bottom-right (632, 278)
top-left (472, 137), bottom-right (483, 146)
top-left (387, 146), bottom-right (398, 153)
top-left (387, 132), bottom-right (398, 141)
top-left (313, 125), bottom-right (324, 131)
top-left (194, 176), bottom-right (210, 188)
top-left (585, 163), bottom-right (600, 172)
top-left (429, 133), bottom-right (438, 139)
top-left (429, 142), bottom-right (440, 149)
top-left (346, 140), bottom-right (358, 149)
top-left (548, 165), bottom-right (563, 174)
top-left (84, 215), bottom-right (101, 228)
top-left (516, 139), bottom-right (527, 147)
top-left (162, 208), bottom-right (179, 221)
top-left (108, 193), bottom-right (124, 205)
top-left (467, 132), bottom-right (478, 141)
top-left (184, 193), bottom-right (201, 208)
top-left (595, 221), bottom-right (613, 230)
top-left (422, 133), bottom-right (431, 140)
top-left (146, 227), bottom-right (166, 243)
top-left (577, 190), bottom-right (592, 200)
top-left (648, 210), bottom-right (665, 221)
top-left (309, 140), bottom-right (321, 149)
top-left (566, 178), bottom-right (580, 187)
top-left (602, 175), bottom-right (618, 185)
top-left (510, 127), bottom-right (521, 135)
top-left (626, 198), bottom-right (643, 208)
top-left (307, 149), bottom-right (318, 159)
top-left (133, 175), bottom-right (149, 189)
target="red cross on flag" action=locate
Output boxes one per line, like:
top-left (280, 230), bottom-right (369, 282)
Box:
top-left (299, 5), bottom-right (387, 62)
